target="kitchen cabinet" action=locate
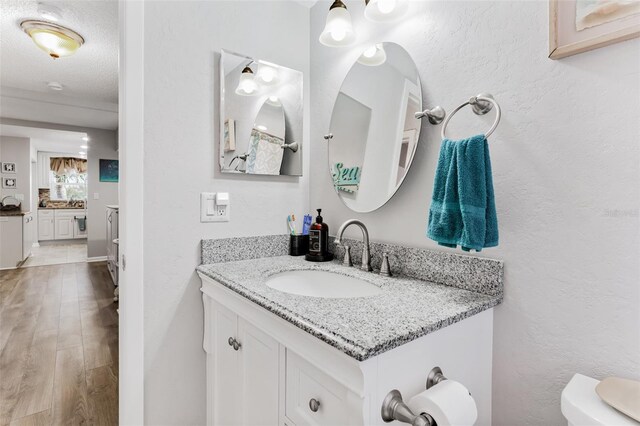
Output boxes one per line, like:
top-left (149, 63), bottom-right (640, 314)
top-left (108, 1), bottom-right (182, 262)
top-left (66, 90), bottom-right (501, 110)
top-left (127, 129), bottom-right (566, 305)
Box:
top-left (54, 213), bottom-right (74, 239)
top-left (38, 210), bottom-right (54, 241)
top-left (200, 274), bottom-right (494, 426)
top-left (1, 213), bottom-right (34, 269)
top-left (38, 209), bottom-right (87, 241)
top-left (37, 152), bottom-right (51, 189)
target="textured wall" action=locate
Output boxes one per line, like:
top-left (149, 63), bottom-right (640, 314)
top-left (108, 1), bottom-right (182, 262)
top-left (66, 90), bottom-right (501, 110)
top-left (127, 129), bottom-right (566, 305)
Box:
top-left (309, 1), bottom-right (640, 424)
top-left (142, 2), bottom-right (310, 424)
top-left (0, 136), bottom-right (31, 211)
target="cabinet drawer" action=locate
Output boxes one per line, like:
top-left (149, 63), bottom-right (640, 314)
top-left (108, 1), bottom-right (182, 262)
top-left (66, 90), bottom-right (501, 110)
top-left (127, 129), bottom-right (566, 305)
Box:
top-left (285, 350), bottom-right (349, 426)
top-left (38, 210), bottom-right (54, 217)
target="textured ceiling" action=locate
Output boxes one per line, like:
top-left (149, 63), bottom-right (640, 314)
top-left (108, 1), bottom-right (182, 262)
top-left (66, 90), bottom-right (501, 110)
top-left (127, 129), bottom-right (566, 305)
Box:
top-left (0, 0), bottom-right (118, 103)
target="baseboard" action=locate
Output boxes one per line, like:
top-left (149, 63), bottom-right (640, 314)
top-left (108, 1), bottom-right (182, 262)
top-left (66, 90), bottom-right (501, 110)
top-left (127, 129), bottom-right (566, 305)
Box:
top-left (87, 256), bottom-right (108, 262)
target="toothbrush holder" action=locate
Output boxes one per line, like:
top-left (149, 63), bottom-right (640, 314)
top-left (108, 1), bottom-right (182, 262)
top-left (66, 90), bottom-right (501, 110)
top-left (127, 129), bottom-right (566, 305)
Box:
top-left (289, 234), bottom-right (309, 256)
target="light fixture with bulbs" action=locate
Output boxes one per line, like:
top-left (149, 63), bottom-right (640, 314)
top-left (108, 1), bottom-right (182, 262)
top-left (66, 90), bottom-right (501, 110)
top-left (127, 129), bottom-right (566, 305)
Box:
top-left (256, 63), bottom-right (279, 85)
top-left (357, 43), bottom-right (387, 66)
top-left (364, 0), bottom-right (409, 22)
top-left (20, 20), bottom-right (84, 59)
top-left (235, 65), bottom-right (260, 96)
top-left (319, 0), bottom-right (356, 47)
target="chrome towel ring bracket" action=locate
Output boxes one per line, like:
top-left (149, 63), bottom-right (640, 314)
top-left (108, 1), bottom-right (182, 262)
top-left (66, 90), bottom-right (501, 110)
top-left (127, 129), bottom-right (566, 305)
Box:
top-left (441, 93), bottom-right (501, 140)
top-left (415, 106), bottom-right (446, 125)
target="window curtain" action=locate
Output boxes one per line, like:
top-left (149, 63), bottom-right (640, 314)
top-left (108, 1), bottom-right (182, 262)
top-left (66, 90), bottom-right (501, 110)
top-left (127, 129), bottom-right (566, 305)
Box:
top-left (50, 157), bottom-right (87, 175)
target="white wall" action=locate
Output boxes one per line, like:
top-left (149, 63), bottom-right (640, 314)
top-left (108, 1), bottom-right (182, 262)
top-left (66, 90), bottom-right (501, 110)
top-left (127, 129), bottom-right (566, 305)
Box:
top-left (142, 1), bottom-right (310, 423)
top-left (310, 1), bottom-right (640, 425)
top-left (0, 118), bottom-right (119, 258)
top-left (0, 136), bottom-right (31, 211)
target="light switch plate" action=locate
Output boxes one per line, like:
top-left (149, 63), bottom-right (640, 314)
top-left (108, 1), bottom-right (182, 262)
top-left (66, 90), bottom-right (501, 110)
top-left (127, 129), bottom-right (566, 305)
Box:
top-left (93, 193), bottom-right (100, 200)
top-left (201, 192), bottom-right (230, 222)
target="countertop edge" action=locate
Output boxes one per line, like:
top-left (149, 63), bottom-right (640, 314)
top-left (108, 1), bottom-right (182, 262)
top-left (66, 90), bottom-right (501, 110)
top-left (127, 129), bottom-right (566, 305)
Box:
top-left (197, 265), bottom-right (501, 361)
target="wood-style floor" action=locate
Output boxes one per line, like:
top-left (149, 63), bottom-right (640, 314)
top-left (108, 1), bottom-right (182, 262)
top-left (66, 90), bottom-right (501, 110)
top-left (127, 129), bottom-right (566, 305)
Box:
top-left (0, 262), bottom-right (118, 425)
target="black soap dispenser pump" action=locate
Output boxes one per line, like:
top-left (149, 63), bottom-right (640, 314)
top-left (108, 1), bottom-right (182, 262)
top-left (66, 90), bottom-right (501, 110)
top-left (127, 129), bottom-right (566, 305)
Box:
top-left (305, 209), bottom-right (334, 262)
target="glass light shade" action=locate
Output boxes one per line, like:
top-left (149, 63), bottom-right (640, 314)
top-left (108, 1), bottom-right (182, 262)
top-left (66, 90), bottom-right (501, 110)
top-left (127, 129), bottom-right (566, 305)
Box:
top-left (319, 7), bottom-right (355, 47)
top-left (256, 64), bottom-right (279, 85)
top-left (364, 0), bottom-right (409, 22)
top-left (235, 69), bottom-right (259, 96)
top-left (21, 21), bottom-right (84, 59)
top-left (357, 44), bottom-right (387, 66)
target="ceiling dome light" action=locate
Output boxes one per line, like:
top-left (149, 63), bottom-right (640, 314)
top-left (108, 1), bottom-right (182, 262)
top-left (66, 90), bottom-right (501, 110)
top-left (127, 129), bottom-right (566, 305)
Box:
top-left (256, 64), bottom-right (279, 85)
top-left (235, 66), bottom-right (259, 96)
top-left (20, 20), bottom-right (84, 59)
top-left (319, 0), bottom-right (355, 47)
top-left (37, 3), bottom-right (62, 22)
top-left (357, 43), bottom-right (387, 66)
top-left (364, 0), bottom-right (409, 22)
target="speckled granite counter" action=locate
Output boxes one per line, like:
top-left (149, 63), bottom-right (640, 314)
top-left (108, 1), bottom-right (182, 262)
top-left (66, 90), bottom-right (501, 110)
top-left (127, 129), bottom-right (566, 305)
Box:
top-left (0, 210), bottom-right (29, 216)
top-left (198, 235), bottom-right (503, 361)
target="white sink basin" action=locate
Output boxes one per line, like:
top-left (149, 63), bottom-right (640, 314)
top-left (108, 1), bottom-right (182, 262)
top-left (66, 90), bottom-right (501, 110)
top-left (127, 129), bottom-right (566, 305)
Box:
top-left (266, 270), bottom-right (382, 299)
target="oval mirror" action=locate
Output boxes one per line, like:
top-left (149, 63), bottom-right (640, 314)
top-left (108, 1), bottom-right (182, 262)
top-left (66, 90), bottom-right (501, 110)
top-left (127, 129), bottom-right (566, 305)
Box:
top-left (328, 42), bottom-right (422, 212)
top-left (245, 98), bottom-right (286, 175)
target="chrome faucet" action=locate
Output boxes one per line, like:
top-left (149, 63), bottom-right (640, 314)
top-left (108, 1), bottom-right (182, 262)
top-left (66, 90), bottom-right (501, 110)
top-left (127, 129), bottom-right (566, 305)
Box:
top-left (334, 219), bottom-right (372, 272)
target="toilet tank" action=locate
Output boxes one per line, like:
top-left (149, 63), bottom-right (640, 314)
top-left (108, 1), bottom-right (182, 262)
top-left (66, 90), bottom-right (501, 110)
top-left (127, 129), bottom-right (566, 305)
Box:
top-left (561, 374), bottom-right (638, 425)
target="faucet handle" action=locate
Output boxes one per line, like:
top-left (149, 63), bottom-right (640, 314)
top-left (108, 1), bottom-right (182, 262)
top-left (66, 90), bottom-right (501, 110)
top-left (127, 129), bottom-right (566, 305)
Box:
top-left (379, 252), bottom-right (392, 277)
top-left (342, 245), bottom-right (353, 267)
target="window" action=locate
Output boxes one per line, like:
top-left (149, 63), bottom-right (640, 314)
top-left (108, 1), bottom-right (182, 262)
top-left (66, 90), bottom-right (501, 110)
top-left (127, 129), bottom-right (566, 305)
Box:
top-left (50, 168), bottom-right (87, 201)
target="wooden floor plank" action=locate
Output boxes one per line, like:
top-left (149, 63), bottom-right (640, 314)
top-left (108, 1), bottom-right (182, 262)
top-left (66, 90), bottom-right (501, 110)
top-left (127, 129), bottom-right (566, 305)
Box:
top-left (51, 345), bottom-right (89, 425)
top-left (1, 262), bottom-right (117, 426)
top-left (86, 364), bottom-right (118, 425)
top-left (10, 329), bottom-right (58, 420)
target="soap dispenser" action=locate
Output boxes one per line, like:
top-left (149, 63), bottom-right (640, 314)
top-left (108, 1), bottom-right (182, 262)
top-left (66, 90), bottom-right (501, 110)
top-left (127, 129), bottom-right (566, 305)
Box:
top-left (305, 209), bottom-right (334, 262)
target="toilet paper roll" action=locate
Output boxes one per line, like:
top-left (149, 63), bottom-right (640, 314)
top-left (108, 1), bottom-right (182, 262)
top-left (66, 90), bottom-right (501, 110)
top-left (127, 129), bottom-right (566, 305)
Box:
top-left (407, 380), bottom-right (478, 426)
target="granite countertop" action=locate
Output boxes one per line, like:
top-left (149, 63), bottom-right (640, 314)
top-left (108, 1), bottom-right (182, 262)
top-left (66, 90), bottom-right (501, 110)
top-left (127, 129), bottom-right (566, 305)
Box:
top-left (38, 206), bottom-right (86, 210)
top-left (0, 210), bottom-right (29, 216)
top-left (197, 255), bottom-right (502, 361)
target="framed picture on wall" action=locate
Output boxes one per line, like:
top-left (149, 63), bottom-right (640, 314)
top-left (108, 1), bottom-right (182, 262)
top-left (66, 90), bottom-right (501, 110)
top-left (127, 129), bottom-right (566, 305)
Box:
top-left (99, 159), bottom-right (119, 182)
top-left (2, 177), bottom-right (17, 189)
top-left (2, 162), bottom-right (16, 173)
top-left (549, 0), bottom-right (640, 59)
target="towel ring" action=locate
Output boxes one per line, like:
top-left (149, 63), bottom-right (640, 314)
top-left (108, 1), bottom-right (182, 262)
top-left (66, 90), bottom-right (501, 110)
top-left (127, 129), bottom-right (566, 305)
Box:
top-left (441, 93), bottom-right (501, 140)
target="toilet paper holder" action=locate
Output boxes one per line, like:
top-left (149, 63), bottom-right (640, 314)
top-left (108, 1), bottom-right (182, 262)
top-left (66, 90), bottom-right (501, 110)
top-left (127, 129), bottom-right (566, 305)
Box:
top-left (381, 366), bottom-right (448, 426)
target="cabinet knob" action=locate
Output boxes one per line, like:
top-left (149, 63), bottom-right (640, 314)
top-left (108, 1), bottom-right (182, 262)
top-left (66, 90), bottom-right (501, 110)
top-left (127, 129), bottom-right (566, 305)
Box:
top-left (232, 340), bottom-right (241, 351)
top-left (309, 398), bottom-right (320, 412)
top-left (228, 337), bottom-right (235, 347)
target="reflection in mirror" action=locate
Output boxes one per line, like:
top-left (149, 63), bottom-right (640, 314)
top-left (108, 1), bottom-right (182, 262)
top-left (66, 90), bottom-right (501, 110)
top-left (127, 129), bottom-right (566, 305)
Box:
top-left (220, 49), bottom-right (303, 176)
top-left (328, 42), bottom-right (422, 212)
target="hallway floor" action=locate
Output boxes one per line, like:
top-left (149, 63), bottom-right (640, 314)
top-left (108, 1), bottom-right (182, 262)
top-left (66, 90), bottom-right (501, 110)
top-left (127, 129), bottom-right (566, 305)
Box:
top-left (0, 262), bottom-right (118, 425)
top-left (22, 242), bottom-right (88, 268)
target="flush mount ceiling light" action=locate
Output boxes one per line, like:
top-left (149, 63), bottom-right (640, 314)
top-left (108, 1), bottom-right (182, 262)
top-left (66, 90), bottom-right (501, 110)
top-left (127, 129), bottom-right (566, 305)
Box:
top-left (319, 0), bottom-right (355, 47)
top-left (256, 63), bottom-right (279, 85)
top-left (235, 65), bottom-right (260, 96)
top-left (20, 20), bottom-right (84, 59)
top-left (357, 43), bottom-right (387, 66)
top-left (364, 0), bottom-right (409, 22)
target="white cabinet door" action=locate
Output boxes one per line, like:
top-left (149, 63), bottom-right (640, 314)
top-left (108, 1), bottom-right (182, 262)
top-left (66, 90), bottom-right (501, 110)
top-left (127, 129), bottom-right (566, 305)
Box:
top-left (237, 318), bottom-right (280, 426)
top-left (38, 216), bottom-right (55, 241)
top-left (37, 152), bottom-right (50, 188)
top-left (54, 216), bottom-right (74, 239)
top-left (212, 301), bottom-right (241, 426)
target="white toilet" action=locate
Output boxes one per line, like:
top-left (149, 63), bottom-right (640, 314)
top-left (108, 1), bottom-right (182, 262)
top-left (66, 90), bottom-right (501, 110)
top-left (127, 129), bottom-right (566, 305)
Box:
top-left (562, 374), bottom-right (639, 425)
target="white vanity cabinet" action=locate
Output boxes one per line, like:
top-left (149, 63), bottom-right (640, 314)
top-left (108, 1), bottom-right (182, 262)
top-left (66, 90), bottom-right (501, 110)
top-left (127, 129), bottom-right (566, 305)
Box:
top-left (200, 274), bottom-right (495, 426)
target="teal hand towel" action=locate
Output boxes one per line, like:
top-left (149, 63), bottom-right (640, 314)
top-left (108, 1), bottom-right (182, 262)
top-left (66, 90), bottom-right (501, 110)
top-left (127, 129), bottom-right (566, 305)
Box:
top-left (427, 134), bottom-right (498, 252)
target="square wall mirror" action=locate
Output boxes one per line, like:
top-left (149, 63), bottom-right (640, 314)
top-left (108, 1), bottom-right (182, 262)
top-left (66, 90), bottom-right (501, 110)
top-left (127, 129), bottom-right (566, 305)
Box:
top-left (220, 49), bottom-right (303, 176)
